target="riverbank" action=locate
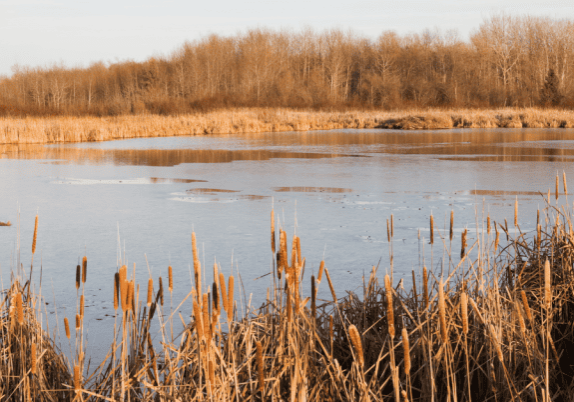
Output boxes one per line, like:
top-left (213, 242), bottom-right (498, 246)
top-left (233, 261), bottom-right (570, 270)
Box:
top-left (2, 107), bottom-right (574, 144)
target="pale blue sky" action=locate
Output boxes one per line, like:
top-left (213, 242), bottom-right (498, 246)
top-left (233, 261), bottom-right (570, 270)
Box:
top-left (1, 0), bottom-right (573, 76)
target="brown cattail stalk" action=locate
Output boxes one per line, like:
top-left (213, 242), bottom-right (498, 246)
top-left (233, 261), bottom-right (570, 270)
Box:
top-left (127, 281), bottom-right (134, 311)
top-left (31, 343), bottom-right (37, 375)
top-left (402, 327), bottom-right (411, 375)
top-left (495, 225), bottom-right (500, 249)
top-left (487, 214), bottom-right (491, 235)
top-left (192, 232), bottom-right (201, 293)
top-left (80, 295), bottom-right (85, 317)
top-left (391, 214), bottom-right (394, 237)
top-left (202, 293), bottom-right (210, 341)
top-left (348, 324), bottom-right (364, 367)
top-left (193, 299), bottom-right (204, 339)
top-left (329, 315), bottom-right (334, 346)
top-left (296, 236), bottom-right (302, 267)
top-left (516, 302), bottom-right (526, 335)
top-left (423, 266), bottom-right (429, 310)
top-left (168, 266), bottom-right (173, 292)
top-left (450, 210), bottom-right (454, 241)
top-left (564, 171), bottom-right (568, 196)
top-left (385, 275), bottom-right (395, 339)
top-left (227, 276), bottom-right (234, 317)
top-left (318, 260), bottom-right (325, 283)
top-left (521, 290), bottom-right (533, 322)
top-left (387, 219), bottom-right (390, 242)
top-left (76, 265), bottom-right (81, 290)
top-left (120, 275), bottom-right (128, 311)
top-left (147, 278), bottom-right (153, 307)
top-left (461, 228), bottom-right (468, 259)
top-left (32, 215), bottom-right (38, 254)
top-left (82, 256), bottom-right (87, 283)
top-left (325, 268), bottom-right (337, 302)
top-left (461, 291), bottom-right (468, 335)
top-left (545, 259), bottom-right (552, 311)
top-left (219, 273), bottom-right (228, 314)
top-left (114, 273), bottom-right (119, 310)
top-left (430, 214), bottom-right (434, 245)
top-left (74, 365), bottom-right (81, 391)
top-left (537, 224), bottom-right (542, 249)
top-left (514, 197), bottom-right (518, 227)
top-left (556, 173), bottom-right (560, 200)
top-left (64, 317), bottom-right (71, 339)
top-left (16, 292), bottom-right (23, 324)
top-left (311, 275), bottom-right (316, 318)
top-left (212, 282), bottom-right (219, 316)
top-left (438, 283), bottom-right (448, 343)
top-left (286, 286), bottom-right (292, 323)
top-left (256, 341), bottom-right (265, 394)
top-left (75, 314), bottom-right (81, 330)
top-left (271, 209), bottom-right (276, 254)
top-left (159, 277), bottom-right (164, 306)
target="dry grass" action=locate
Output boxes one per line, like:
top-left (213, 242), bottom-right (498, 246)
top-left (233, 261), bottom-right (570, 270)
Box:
top-left (3, 107), bottom-right (574, 144)
top-left (6, 178), bottom-right (574, 400)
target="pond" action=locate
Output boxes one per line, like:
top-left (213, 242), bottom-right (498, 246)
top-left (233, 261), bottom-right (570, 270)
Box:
top-left (0, 127), bottom-right (570, 359)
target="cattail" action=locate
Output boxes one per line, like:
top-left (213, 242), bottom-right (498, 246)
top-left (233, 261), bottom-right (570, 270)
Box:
top-left (461, 291), bottom-right (468, 335)
top-left (76, 265), bottom-right (81, 290)
top-left (64, 317), bottom-right (71, 339)
top-left (168, 266), bottom-right (173, 292)
top-left (120, 276), bottom-right (128, 311)
top-left (329, 315), bottom-right (334, 346)
top-left (545, 259), bottom-right (552, 311)
top-left (516, 302), bottom-right (526, 335)
top-left (296, 236), bottom-right (302, 266)
top-left (318, 260), bottom-right (325, 283)
top-left (469, 297), bottom-right (485, 324)
top-left (80, 295), bottom-right (85, 317)
top-left (438, 283), bottom-right (448, 343)
top-left (147, 278), bottom-right (153, 307)
top-left (16, 292), bottom-right (23, 324)
top-left (391, 214), bottom-right (394, 237)
top-left (556, 173), bottom-right (560, 200)
top-left (75, 314), bottom-right (81, 330)
top-left (423, 266), bottom-right (429, 310)
top-left (514, 197), bottom-right (518, 227)
top-left (159, 277), bottom-right (164, 306)
top-left (548, 188), bottom-right (551, 204)
top-left (387, 219), bottom-right (390, 242)
top-left (192, 232), bottom-right (201, 293)
top-left (208, 360), bottom-right (215, 391)
top-left (286, 286), bottom-right (292, 323)
top-left (219, 273), bottom-right (228, 314)
top-left (74, 365), bottom-right (81, 391)
top-left (564, 171), bottom-right (568, 195)
top-left (402, 327), bottom-right (411, 375)
top-left (32, 215), bottom-right (38, 254)
top-left (271, 209), bottom-right (275, 254)
top-left (449, 210), bottom-right (454, 241)
top-left (256, 341), bottom-right (265, 394)
top-left (487, 214), bottom-right (491, 235)
top-left (430, 214), bottom-right (434, 245)
top-left (311, 275), bottom-right (316, 318)
top-left (325, 268), bottom-right (337, 302)
top-left (348, 324), bottom-right (364, 367)
top-left (212, 282), bottom-right (219, 316)
top-left (461, 228), bottom-right (467, 259)
top-left (411, 270), bottom-right (418, 305)
top-left (127, 281), bottom-right (134, 311)
top-left (31, 343), bottom-right (37, 374)
top-left (495, 224), bottom-right (500, 249)
top-left (385, 275), bottom-right (395, 339)
top-left (202, 293), bottom-right (210, 340)
top-left (278, 230), bottom-right (287, 279)
top-left (537, 224), bottom-right (542, 249)
top-left (193, 299), bottom-right (204, 339)
top-left (228, 276), bottom-right (234, 317)
top-left (520, 290), bottom-right (533, 322)
top-left (114, 273), bottom-right (119, 310)
top-left (82, 256), bottom-right (87, 283)
top-left (490, 324), bottom-right (504, 362)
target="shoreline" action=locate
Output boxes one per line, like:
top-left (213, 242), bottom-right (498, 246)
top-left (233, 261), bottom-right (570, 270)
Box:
top-left (2, 107), bottom-right (574, 144)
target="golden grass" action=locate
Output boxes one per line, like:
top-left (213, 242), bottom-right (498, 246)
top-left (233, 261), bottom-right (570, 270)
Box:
top-left (6, 184), bottom-right (574, 400)
top-left (3, 107), bottom-right (574, 144)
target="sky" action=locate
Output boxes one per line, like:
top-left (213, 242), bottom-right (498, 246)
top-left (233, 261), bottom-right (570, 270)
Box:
top-left (1, 0), bottom-right (573, 77)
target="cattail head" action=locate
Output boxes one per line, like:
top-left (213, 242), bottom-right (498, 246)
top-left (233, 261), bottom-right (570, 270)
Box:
top-left (114, 273), bottom-right (119, 310)
top-left (514, 197), bottom-right (518, 227)
top-left (74, 364), bottom-right (81, 391)
top-left (495, 225), bottom-right (500, 249)
top-left (147, 278), bottom-right (153, 307)
top-left (387, 219), bottom-right (390, 242)
top-left (348, 324), bottom-right (364, 367)
top-left (202, 293), bottom-right (210, 341)
top-left (318, 260), bottom-right (325, 283)
top-left (402, 327), bottom-right (411, 375)
top-left (219, 273), bottom-right (228, 314)
top-left (564, 171), bottom-right (568, 196)
top-left (16, 292), bottom-right (23, 324)
top-left (159, 277), bottom-right (164, 307)
top-left (192, 232), bottom-right (201, 292)
top-left (391, 214), bottom-right (394, 237)
top-left (76, 265), bottom-right (81, 290)
top-left (487, 214), bottom-right (491, 235)
top-left (311, 275), bottom-right (316, 318)
top-left (75, 314), bottom-right (81, 330)
top-left (545, 259), bottom-right (552, 311)
top-left (461, 228), bottom-right (468, 259)
top-left (193, 299), bottom-right (204, 339)
top-left (271, 209), bottom-right (276, 254)
top-left (82, 256), bottom-right (87, 283)
top-left (450, 210), bottom-right (454, 241)
top-left (537, 224), bottom-right (542, 249)
top-left (168, 266), bottom-right (173, 292)
top-left (228, 276), bottom-right (234, 317)
top-left (461, 291), bottom-right (468, 335)
top-left (385, 275), bottom-right (395, 339)
top-left (32, 215), bottom-right (38, 254)
top-left (556, 173), bottom-right (560, 200)
top-left (329, 315), bottom-right (334, 344)
top-left (325, 268), bottom-right (337, 303)
top-left (438, 282), bottom-right (448, 343)
top-left (423, 266), bottom-right (429, 310)
top-left (30, 343), bottom-right (37, 374)
top-left (127, 281), bottom-right (134, 311)
top-left (430, 214), bottom-right (434, 245)
top-left (521, 290), bottom-right (532, 321)
top-left (256, 341), bottom-right (265, 394)
top-left (80, 295), bottom-right (85, 317)
top-left (64, 317), bottom-right (71, 339)
top-left (212, 281), bottom-right (219, 316)
top-left (516, 301), bottom-right (526, 335)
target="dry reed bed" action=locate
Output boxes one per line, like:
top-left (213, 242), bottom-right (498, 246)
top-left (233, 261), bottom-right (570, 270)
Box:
top-left (7, 177), bottom-right (574, 401)
top-left (4, 107), bottom-right (574, 144)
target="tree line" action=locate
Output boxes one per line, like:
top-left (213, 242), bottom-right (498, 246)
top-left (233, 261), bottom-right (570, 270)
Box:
top-left (0, 14), bottom-right (572, 117)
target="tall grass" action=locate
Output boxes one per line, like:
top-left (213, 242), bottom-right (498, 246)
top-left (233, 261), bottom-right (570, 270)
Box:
top-left (6, 180), bottom-right (574, 400)
top-left (3, 107), bottom-right (574, 144)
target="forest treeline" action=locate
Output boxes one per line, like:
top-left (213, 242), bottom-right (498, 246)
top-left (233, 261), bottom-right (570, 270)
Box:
top-left (1, 14), bottom-right (573, 117)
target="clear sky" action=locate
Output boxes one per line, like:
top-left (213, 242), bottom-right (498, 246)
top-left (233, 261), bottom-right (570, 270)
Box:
top-left (1, 0), bottom-right (573, 77)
